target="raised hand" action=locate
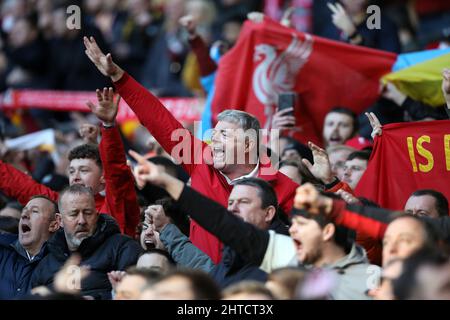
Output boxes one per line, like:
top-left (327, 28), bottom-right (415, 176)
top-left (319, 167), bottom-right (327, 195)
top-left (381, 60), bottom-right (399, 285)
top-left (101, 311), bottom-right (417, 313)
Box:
top-left (302, 142), bottom-right (334, 184)
top-left (128, 150), bottom-right (168, 188)
top-left (382, 82), bottom-right (407, 106)
top-left (327, 2), bottom-right (356, 37)
top-left (271, 108), bottom-right (296, 130)
top-left (79, 123), bottom-right (99, 145)
top-left (83, 36), bottom-right (124, 82)
top-left (107, 270), bottom-right (127, 291)
top-left (86, 87), bottom-right (120, 126)
top-left (442, 68), bottom-right (450, 108)
top-left (280, 7), bottom-right (295, 28)
top-left (145, 204), bottom-right (171, 233)
top-left (179, 15), bottom-right (197, 38)
top-left (294, 183), bottom-right (333, 215)
top-left (365, 112), bottom-right (382, 139)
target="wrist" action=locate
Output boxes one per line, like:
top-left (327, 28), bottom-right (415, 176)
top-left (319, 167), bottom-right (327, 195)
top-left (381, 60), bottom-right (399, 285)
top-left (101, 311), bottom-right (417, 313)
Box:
top-left (322, 175), bottom-right (335, 185)
top-left (159, 172), bottom-right (175, 188)
top-left (102, 121), bottom-right (115, 128)
top-left (345, 25), bottom-right (357, 38)
top-left (324, 176), bottom-right (340, 189)
top-left (110, 66), bottom-right (124, 83)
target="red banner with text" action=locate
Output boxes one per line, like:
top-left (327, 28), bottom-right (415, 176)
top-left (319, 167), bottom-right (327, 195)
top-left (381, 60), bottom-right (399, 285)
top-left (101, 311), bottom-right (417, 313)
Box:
top-left (355, 120), bottom-right (450, 212)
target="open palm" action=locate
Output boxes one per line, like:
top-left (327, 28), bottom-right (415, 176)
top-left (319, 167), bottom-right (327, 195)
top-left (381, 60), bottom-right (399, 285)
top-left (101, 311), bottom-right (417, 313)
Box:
top-left (86, 87), bottom-right (120, 124)
top-left (302, 142), bottom-right (333, 184)
top-left (83, 36), bottom-right (123, 81)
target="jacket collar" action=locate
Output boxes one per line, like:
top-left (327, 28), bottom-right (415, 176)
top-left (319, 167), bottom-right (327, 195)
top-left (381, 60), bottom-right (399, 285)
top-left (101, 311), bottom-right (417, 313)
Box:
top-left (219, 161), bottom-right (260, 185)
top-left (326, 244), bottom-right (369, 271)
top-left (10, 239), bottom-right (48, 262)
top-left (48, 214), bottom-right (121, 259)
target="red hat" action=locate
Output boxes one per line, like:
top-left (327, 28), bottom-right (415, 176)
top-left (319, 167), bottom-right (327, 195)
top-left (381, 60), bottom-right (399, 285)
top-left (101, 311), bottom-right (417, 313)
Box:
top-left (345, 136), bottom-right (373, 150)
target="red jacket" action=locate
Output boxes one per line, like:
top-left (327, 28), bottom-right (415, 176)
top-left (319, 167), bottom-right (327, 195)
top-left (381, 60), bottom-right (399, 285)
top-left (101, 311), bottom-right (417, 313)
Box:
top-left (114, 72), bottom-right (298, 263)
top-left (325, 182), bottom-right (383, 266)
top-left (0, 126), bottom-right (139, 236)
top-left (329, 199), bottom-right (390, 241)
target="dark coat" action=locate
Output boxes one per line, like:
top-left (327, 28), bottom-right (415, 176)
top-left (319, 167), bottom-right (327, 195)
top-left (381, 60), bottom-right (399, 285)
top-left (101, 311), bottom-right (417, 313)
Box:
top-left (0, 234), bottom-right (48, 300)
top-left (210, 214), bottom-right (290, 288)
top-left (31, 214), bottom-right (142, 300)
top-left (210, 246), bottom-right (267, 288)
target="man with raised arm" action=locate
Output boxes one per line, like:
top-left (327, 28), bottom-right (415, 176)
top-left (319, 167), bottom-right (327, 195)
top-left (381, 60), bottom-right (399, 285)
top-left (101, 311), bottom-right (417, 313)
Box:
top-left (83, 36), bottom-right (298, 264)
top-left (0, 89), bottom-right (139, 236)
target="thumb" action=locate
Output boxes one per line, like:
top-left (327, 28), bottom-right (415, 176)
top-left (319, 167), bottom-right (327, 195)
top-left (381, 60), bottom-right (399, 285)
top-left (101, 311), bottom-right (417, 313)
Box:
top-left (115, 95), bottom-right (121, 109)
top-left (106, 53), bottom-right (113, 66)
top-left (86, 101), bottom-right (97, 112)
top-left (302, 158), bottom-right (313, 171)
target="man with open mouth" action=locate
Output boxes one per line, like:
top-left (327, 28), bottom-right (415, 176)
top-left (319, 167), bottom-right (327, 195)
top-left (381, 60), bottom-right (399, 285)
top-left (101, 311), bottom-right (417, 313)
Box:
top-left (0, 195), bottom-right (60, 299)
top-left (30, 184), bottom-right (142, 300)
top-left (84, 36), bottom-right (299, 265)
top-left (322, 107), bottom-right (358, 148)
top-left (0, 88), bottom-right (140, 238)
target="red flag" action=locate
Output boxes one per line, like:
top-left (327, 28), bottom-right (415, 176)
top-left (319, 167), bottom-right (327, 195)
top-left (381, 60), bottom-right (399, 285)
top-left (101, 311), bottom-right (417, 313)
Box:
top-left (355, 120), bottom-right (450, 211)
top-left (211, 18), bottom-right (397, 146)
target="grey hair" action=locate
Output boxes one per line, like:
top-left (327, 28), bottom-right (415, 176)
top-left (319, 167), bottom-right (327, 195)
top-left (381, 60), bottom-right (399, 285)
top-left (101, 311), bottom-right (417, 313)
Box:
top-left (217, 110), bottom-right (261, 132)
top-left (58, 184), bottom-right (95, 213)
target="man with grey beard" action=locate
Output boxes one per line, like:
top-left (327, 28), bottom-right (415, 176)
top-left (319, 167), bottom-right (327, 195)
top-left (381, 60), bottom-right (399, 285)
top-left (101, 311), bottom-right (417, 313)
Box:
top-left (30, 185), bottom-right (142, 299)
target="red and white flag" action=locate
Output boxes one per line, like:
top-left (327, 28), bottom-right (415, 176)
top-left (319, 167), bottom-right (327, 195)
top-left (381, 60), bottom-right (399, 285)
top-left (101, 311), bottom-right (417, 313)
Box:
top-left (211, 17), bottom-right (397, 146)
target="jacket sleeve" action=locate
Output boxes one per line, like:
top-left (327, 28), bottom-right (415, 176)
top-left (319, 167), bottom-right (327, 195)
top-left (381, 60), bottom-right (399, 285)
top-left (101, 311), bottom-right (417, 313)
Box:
top-left (329, 200), bottom-right (395, 240)
top-left (331, 201), bottom-right (450, 243)
top-left (113, 72), bottom-right (205, 176)
top-left (188, 36), bottom-right (217, 77)
top-left (177, 186), bottom-right (270, 266)
top-left (99, 125), bottom-right (140, 236)
top-left (259, 230), bottom-right (297, 273)
top-left (0, 160), bottom-right (59, 205)
top-left (160, 223), bottom-right (215, 273)
top-left (114, 237), bottom-right (143, 271)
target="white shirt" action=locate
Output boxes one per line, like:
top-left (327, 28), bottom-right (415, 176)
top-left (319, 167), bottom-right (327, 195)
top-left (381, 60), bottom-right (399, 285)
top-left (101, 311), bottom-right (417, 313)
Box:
top-left (220, 161), bottom-right (260, 185)
top-left (25, 250), bottom-right (35, 261)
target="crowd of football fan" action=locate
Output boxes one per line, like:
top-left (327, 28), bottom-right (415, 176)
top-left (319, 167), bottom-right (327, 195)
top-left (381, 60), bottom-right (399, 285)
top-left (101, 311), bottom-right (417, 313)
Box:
top-left (0, 0), bottom-right (449, 300)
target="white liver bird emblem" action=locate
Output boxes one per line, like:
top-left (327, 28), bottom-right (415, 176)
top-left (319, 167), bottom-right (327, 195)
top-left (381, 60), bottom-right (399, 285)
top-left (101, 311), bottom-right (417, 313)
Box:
top-left (252, 33), bottom-right (313, 127)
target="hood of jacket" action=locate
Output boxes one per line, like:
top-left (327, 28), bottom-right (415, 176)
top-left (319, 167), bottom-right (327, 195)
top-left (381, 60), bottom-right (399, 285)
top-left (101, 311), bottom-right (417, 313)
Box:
top-left (327, 244), bottom-right (369, 271)
top-left (47, 214), bottom-right (120, 260)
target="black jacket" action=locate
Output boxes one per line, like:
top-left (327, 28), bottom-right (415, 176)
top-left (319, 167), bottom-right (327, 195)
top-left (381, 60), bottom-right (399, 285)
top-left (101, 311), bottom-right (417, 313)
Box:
top-left (209, 217), bottom-right (289, 288)
top-left (210, 246), bottom-right (267, 288)
top-left (0, 234), bottom-right (48, 300)
top-left (31, 214), bottom-right (142, 299)
top-left (160, 193), bottom-right (290, 288)
top-left (175, 187), bottom-right (274, 268)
